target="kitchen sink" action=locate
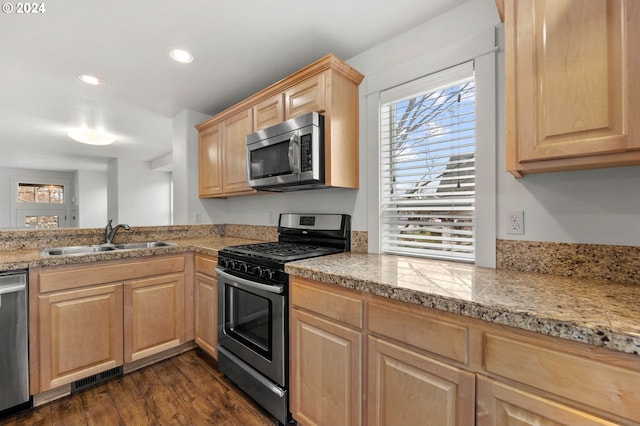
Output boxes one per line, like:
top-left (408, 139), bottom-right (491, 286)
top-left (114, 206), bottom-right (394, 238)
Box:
top-left (42, 245), bottom-right (119, 256)
top-left (113, 241), bottom-right (177, 250)
top-left (42, 241), bottom-right (177, 256)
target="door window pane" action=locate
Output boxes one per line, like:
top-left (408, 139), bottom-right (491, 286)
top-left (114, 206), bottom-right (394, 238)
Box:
top-left (24, 215), bottom-right (60, 229)
top-left (18, 183), bottom-right (64, 204)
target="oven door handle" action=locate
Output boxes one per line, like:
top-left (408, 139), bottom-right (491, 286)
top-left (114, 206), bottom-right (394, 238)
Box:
top-left (216, 268), bottom-right (284, 294)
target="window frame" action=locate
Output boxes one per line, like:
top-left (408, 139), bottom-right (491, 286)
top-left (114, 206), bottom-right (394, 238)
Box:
top-left (364, 27), bottom-right (497, 267)
top-left (379, 62), bottom-right (477, 262)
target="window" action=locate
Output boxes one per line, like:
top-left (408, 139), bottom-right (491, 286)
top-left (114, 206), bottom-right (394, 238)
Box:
top-left (380, 62), bottom-right (476, 262)
top-left (23, 215), bottom-right (61, 229)
top-left (18, 183), bottom-right (64, 204)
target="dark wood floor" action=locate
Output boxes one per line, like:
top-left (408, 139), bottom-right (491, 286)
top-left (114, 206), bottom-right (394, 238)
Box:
top-left (0, 350), bottom-right (277, 426)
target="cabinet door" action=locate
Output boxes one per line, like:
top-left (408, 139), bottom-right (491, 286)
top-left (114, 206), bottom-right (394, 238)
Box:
top-left (290, 308), bottom-right (362, 426)
top-left (38, 284), bottom-right (123, 391)
top-left (222, 109), bottom-right (254, 194)
top-left (505, 0), bottom-right (640, 176)
top-left (285, 72), bottom-right (326, 119)
top-left (194, 272), bottom-right (217, 359)
top-left (476, 376), bottom-right (619, 426)
top-left (254, 93), bottom-right (284, 130)
top-left (124, 273), bottom-right (184, 363)
top-left (198, 123), bottom-right (222, 197)
top-left (368, 336), bottom-right (475, 426)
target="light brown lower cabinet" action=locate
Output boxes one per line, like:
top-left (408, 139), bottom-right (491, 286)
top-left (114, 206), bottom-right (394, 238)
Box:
top-left (194, 254), bottom-right (218, 359)
top-left (289, 276), bottom-right (640, 426)
top-left (476, 376), bottom-right (619, 426)
top-left (368, 336), bottom-right (475, 426)
top-left (34, 255), bottom-right (187, 393)
top-left (290, 277), bottom-right (363, 426)
top-left (290, 309), bottom-right (363, 426)
top-left (124, 273), bottom-right (184, 363)
top-left (38, 283), bottom-right (123, 390)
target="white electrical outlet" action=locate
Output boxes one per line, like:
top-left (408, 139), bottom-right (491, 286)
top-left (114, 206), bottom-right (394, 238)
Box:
top-left (194, 212), bottom-right (202, 224)
top-left (506, 210), bottom-right (524, 235)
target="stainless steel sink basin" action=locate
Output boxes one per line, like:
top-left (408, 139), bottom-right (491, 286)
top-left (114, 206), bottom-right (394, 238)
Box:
top-left (42, 245), bottom-right (119, 256)
top-left (113, 241), bottom-right (177, 250)
top-left (42, 241), bottom-right (177, 256)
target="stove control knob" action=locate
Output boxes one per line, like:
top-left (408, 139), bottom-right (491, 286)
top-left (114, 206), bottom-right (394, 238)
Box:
top-left (239, 263), bottom-right (248, 273)
top-left (260, 268), bottom-right (274, 280)
top-left (228, 260), bottom-right (238, 270)
top-left (254, 266), bottom-right (263, 277)
top-left (219, 259), bottom-right (228, 269)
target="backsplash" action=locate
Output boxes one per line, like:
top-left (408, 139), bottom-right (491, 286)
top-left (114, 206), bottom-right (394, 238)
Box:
top-left (0, 224), bottom-right (369, 254)
top-left (0, 224), bottom-right (223, 251)
top-left (223, 224), bottom-right (278, 242)
top-left (223, 224), bottom-right (369, 254)
top-left (496, 239), bottom-right (640, 286)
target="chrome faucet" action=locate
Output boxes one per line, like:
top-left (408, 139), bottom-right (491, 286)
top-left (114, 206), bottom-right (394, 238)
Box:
top-left (105, 219), bottom-right (131, 244)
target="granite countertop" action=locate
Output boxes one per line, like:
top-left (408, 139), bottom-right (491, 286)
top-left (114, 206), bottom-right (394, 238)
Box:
top-left (285, 252), bottom-right (640, 357)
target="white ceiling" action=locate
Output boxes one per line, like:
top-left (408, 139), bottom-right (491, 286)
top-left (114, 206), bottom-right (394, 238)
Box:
top-left (0, 0), bottom-right (468, 172)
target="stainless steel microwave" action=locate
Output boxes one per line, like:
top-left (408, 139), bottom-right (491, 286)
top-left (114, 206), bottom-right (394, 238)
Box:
top-left (246, 112), bottom-right (324, 191)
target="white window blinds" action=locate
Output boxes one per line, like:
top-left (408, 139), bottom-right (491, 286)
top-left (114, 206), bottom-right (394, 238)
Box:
top-left (380, 61), bottom-right (476, 262)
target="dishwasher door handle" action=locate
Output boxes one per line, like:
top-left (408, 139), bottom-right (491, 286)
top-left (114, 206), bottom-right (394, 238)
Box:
top-left (0, 284), bottom-right (26, 295)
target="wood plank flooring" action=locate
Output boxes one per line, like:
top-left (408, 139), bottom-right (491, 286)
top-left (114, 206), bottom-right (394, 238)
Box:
top-left (0, 350), bottom-right (277, 426)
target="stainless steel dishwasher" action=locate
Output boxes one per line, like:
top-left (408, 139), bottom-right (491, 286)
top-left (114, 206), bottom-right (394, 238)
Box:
top-left (0, 270), bottom-right (30, 414)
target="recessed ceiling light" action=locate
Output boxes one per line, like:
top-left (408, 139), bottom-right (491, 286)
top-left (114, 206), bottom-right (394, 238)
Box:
top-left (68, 129), bottom-right (115, 145)
top-left (78, 74), bottom-right (104, 85)
top-left (169, 48), bottom-right (194, 63)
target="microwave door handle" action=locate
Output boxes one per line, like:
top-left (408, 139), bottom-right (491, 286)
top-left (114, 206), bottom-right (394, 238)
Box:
top-left (288, 134), bottom-right (301, 174)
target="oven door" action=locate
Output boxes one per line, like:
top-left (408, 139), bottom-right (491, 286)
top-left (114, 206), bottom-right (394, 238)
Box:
top-left (216, 268), bottom-right (285, 387)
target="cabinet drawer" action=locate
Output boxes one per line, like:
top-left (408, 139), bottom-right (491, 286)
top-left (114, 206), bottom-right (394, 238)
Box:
top-left (368, 298), bottom-right (468, 364)
top-left (40, 255), bottom-right (185, 293)
top-left (194, 254), bottom-right (217, 276)
top-left (484, 333), bottom-right (640, 422)
top-left (290, 277), bottom-right (362, 329)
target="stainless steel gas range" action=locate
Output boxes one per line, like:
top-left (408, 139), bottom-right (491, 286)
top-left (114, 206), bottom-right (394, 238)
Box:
top-left (216, 213), bottom-right (351, 425)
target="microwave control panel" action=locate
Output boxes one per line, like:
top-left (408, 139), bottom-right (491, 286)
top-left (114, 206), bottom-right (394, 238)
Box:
top-left (301, 134), bottom-right (313, 172)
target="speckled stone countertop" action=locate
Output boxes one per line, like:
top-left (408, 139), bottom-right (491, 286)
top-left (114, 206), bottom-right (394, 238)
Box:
top-left (285, 253), bottom-right (640, 357)
top-left (0, 236), bottom-right (265, 271)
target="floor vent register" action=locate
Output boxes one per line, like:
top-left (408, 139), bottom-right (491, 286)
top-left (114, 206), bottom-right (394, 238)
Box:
top-left (71, 366), bottom-right (123, 393)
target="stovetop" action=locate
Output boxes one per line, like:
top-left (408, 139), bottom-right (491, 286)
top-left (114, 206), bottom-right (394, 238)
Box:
top-left (221, 241), bottom-right (342, 263)
top-left (217, 213), bottom-right (350, 286)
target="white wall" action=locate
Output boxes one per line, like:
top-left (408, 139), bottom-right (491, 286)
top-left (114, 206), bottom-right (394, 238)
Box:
top-left (77, 170), bottom-right (108, 228)
top-left (107, 158), bottom-right (172, 226)
top-left (172, 109), bottom-right (216, 225)
top-left (195, 0), bottom-right (640, 248)
top-left (76, 170), bottom-right (107, 228)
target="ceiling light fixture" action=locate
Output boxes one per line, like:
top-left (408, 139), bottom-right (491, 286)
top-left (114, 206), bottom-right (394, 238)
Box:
top-left (78, 74), bottom-right (104, 85)
top-left (67, 129), bottom-right (115, 145)
top-left (169, 48), bottom-right (194, 63)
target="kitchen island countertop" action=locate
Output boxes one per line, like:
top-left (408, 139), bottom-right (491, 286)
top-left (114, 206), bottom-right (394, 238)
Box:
top-left (285, 252), bottom-right (640, 357)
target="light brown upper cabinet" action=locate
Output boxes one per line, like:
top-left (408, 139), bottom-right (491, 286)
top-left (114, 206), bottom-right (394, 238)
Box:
top-left (198, 123), bottom-right (222, 197)
top-left (503, 0), bottom-right (640, 177)
top-left (253, 94), bottom-right (284, 131)
top-left (197, 54), bottom-right (364, 197)
top-left (222, 109), bottom-right (255, 195)
top-left (284, 72), bottom-right (326, 119)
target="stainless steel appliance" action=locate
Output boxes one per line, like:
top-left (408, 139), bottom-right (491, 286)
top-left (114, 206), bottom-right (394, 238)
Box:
top-left (246, 112), bottom-right (325, 191)
top-left (0, 270), bottom-right (30, 415)
top-left (217, 213), bottom-right (350, 425)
